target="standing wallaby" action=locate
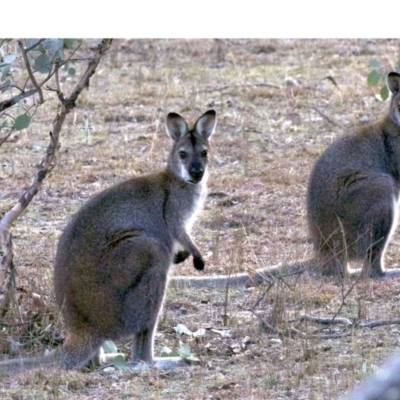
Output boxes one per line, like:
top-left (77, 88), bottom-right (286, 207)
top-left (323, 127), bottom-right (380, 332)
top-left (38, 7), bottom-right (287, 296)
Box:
top-left (307, 72), bottom-right (400, 278)
top-left (0, 110), bottom-right (216, 372)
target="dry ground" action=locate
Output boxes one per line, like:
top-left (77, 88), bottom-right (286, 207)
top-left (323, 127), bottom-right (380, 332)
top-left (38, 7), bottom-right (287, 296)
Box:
top-left (1, 38), bottom-right (400, 399)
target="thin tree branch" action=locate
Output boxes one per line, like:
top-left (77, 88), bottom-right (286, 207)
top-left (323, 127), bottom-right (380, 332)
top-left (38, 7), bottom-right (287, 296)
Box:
top-left (23, 39), bottom-right (45, 53)
top-left (17, 40), bottom-right (44, 104)
top-left (0, 89), bottom-right (37, 112)
top-left (0, 38), bottom-right (113, 319)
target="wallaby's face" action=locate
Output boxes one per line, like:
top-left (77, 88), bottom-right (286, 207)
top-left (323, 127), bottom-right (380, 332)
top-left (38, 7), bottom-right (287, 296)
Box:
top-left (388, 72), bottom-right (400, 126)
top-left (166, 110), bottom-right (216, 184)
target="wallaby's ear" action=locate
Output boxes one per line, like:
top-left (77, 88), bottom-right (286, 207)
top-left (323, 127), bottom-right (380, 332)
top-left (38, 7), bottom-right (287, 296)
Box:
top-left (166, 113), bottom-right (189, 140)
top-left (194, 110), bottom-right (217, 139)
top-left (387, 72), bottom-right (400, 95)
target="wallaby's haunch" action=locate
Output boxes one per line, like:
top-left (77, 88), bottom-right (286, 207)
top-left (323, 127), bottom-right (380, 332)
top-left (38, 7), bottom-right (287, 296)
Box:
top-left (0, 110), bottom-right (216, 373)
top-left (307, 72), bottom-right (400, 278)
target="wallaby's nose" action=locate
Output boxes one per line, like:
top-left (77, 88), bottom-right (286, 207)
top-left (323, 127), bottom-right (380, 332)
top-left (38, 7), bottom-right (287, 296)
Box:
top-left (189, 164), bottom-right (204, 182)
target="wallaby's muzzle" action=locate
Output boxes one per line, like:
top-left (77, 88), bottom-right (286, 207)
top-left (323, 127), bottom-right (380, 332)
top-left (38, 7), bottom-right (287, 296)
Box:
top-left (189, 163), bottom-right (204, 183)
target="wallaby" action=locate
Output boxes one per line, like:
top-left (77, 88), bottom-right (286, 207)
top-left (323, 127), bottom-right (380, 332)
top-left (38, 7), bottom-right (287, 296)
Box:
top-left (307, 71), bottom-right (400, 278)
top-left (0, 109), bottom-right (216, 372)
top-left (173, 72), bottom-right (400, 289)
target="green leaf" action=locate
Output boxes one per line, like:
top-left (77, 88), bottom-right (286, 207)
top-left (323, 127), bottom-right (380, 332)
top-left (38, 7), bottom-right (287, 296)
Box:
top-left (34, 54), bottom-right (51, 74)
top-left (160, 346), bottom-right (179, 357)
top-left (380, 85), bottom-right (389, 101)
top-left (26, 39), bottom-right (41, 51)
top-left (68, 67), bottom-right (76, 76)
top-left (2, 54), bottom-right (16, 64)
top-left (184, 353), bottom-right (200, 362)
top-left (14, 114), bottom-right (31, 131)
top-left (0, 64), bottom-right (11, 81)
top-left (110, 354), bottom-right (126, 364)
top-left (179, 341), bottom-right (192, 358)
top-left (367, 70), bottom-right (380, 87)
top-left (100, 340), bottom-right (118, 354)
top-left (64, 39), bottom-right (78, 49)
top-left (193, 328), bottom-right (206, 337)
top-left (174, 324), bottom-right (193, 336)
top-left (43, 39), bottom-right (64, 56)
top-left (1, 79), bottom-right (11, 92)
top-left (368, 59), bottom-right (381, 68)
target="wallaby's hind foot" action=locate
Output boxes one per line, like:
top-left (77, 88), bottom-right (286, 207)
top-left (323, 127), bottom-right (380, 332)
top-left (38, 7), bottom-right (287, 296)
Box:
top-left (61, 332), bottom-right (103, 370)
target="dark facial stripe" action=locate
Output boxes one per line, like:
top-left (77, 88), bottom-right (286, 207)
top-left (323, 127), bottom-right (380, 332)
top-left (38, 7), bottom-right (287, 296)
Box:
top-left (189, 131), bottom-right (197, 147)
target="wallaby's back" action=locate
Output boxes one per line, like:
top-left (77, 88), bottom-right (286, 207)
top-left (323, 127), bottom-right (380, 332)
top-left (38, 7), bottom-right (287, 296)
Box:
top-left (307, 72), bottom-right (400, 278)
top-left (53, 110), bottom-right (217, 370)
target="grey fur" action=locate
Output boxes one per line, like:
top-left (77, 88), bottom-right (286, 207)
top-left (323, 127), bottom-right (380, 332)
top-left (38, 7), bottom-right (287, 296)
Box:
top-left (307, 72), bottom-right (400, 278)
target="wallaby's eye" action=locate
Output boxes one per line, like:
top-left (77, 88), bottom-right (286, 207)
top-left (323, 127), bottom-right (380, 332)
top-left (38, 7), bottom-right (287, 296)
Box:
top-left (179, 151), bottom-right (187, 159)
top-left (201, 150), bottom-right (208, 158)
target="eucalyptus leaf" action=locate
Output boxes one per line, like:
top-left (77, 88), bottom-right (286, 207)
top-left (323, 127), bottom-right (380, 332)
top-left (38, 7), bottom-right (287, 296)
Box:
top-left (160, 346), bottom-right (180, 357)
top-left (367, 70), bottom-right (380, 87)
top-left (0, 65), bottom-right (11, 81)
top-left (179, 341), bottom-right (191, 358)
top-left (100, 340), bottom-right (118, 354)
top-left (380, 85), bottom-right (389, 101)
top-left (64, 39), bottom-right (78, 49)
top-left (160, 346), bottom-right (172, 356)
top-left (184, 354), bottom-right (200, 362)
top-left (43, 39), bottom-right (64, 56)
top-left (2, 54), bottom-right (16, 64)
top-left (26, 39), bottom-right (41, 51)
top-left (193, 328), bottom-right (206, 337)
top-left (1, 79), bottom-right (11, 92)
top-left (174, 323), bottom-right (193, 336)
top-left (68, 67), bottom-right (76, 76)
top-left (34, 54), bottom-right (51, 74)
top-left (110, 354), bottom-right (126, 365)
top-left (14, 114), bottom-right (31, 131)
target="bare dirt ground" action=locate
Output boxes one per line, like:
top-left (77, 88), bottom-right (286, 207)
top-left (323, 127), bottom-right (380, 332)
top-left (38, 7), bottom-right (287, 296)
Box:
top-left (1, 38), bottom-right (400, 399)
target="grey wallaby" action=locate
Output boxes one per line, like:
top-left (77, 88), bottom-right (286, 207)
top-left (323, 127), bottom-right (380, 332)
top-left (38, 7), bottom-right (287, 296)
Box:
top-left (172, 71), bottom-right (400, 290)
top-left (307, 71), bottom-right (400, 278)
top-left (0, 109), bottom-right (217, 372)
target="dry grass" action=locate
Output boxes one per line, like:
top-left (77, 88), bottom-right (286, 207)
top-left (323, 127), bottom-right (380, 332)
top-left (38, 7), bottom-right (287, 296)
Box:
top-left (1, 38), bottom-right (400, 399)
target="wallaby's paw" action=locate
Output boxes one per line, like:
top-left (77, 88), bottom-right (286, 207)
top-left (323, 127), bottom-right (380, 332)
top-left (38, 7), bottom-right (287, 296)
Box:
top-left (174, 250), bottom-right (191, 264)
top-left (154, 357), bottom-right (190, 370)
top-left (193, 256), bottom-right (205, 271)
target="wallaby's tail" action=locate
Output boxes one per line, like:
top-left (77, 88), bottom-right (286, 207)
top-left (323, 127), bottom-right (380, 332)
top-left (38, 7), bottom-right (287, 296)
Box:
top-left (170, 259), bottom-right (314, 289)
top-left (0, 350), bottom-right (61, 375)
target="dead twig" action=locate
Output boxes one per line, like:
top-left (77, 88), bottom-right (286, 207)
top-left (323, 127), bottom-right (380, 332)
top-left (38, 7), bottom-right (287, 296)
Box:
top-left (297, 313), bottom-right (353, 327)
top-left (357, 318), bottom-right (400, 329)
